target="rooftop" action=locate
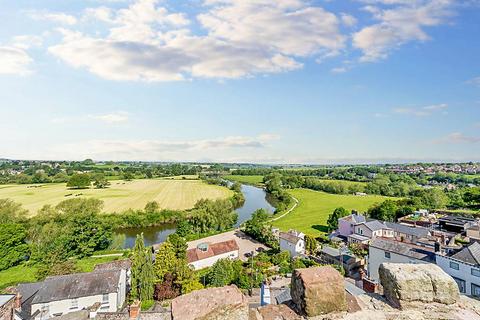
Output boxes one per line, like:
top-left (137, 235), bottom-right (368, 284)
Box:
top-left (451, 242), bottom-right (480, 266)
top-left (370, 238), bottom-right (435, 263)
top-left (279, 231), bottom-right (303, 244)
top-left (0, 295), bottom-right (14, 308)
top-left (17, 269), bottom-right (122, 304)
top-left (363, 220), bottom-right (389, 231)
top-left (341, 214), bottom-right (366, 224)
top-left (187, 239), bottom-right (239, 263)
top-left (384, 222), bottom-right (430, 238)
top-left (93, 259), bottom-right (131, 272)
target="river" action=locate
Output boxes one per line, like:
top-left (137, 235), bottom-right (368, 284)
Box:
top-left (116, 183), bottom-right (275, 248)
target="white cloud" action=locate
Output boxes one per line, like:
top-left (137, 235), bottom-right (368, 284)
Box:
top-left (0, 46), bottom-right (33, 75)
top-left (11, 35), bottom-right (43, 49)
top-left (393, 103), bottom-right (448, 116)
top-left (353, 0), bottom-right (454, 61)
top-left (331, 66), bottom-right (348, 74)
top-left (438, 132), bottom-right (480, 144)
top-left (89, 111), bottom-right (130, 123)
top-left (49, 134), bottom-right (280, 161)
top-left (30, 12), bottom-right (78, 25)
top-left (467, 76), bottom-right (480, 87)
top-left (48, 0), bottom-right (345, 81)
top-left (341, 13), bottom-right (358, 27)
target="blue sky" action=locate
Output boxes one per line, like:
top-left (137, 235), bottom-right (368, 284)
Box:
top-left (0, 0), bottom-right (479, 164)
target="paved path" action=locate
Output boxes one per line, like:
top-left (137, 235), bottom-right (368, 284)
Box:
top-left (270, 196), bottom-right (299, 222)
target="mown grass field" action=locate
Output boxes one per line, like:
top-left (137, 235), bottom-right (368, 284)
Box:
top-left (0, 179), bottom-right (233, 216)
top-left (0, 256), bottom-right (125, 291)
top-left (224, 175), bottom-right (264, 186)
top-left (272, 188), bottom-right (394, 237)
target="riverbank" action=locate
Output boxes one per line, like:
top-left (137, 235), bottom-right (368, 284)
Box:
top-left (116, 183), bottom-right (276, 248)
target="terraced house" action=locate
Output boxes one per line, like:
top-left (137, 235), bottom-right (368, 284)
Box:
top-left (436, 242), bottom-right (480, 297)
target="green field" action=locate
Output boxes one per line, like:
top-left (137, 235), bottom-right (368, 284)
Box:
top-left (0, 256), bottom-right (124, 291)
top-left (272, 188), bottom-right (394, 236)
top-left (224, 175), bottom-right (264, 186)
top-left (0, 179), bottom-right (233, 215)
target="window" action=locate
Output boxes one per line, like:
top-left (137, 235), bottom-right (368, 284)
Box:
top-left (102, 294), bottom-right (109, 304)
top-left (449, 261), bottom-right (459, 270)
top-left (384, 252), bottom-right (391, 259)
top-left (472, 268), bottom-right (480, 277)
top-left (452, 277), bottom-right (466, 293)
top-left (472, 283), bottom-right (480, 297)
top-left (70, 298), bottom-right (78, 309)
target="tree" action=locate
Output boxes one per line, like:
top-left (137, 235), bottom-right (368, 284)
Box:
top-left (367, 200), bottom-right (398, 222)
top-left (93, 173), bottom-right (110, 189)
top-left (414, 188), bottom-right (448, 209)
top-left (131, 234), bottom-right (155, 302)
top-left (167, 233), bottom-right (187, 260)
top-left (243, 209), bottom-right (278, 249)
top-left (207, 258), bottom-right (236, 287)
top-left (67, 173), bottom-right (91, 189)
top-left (0, 199), bottom-right (27, 224)
top-left (154, 242), bottom-right (177, 282)
top-left (326, 207), bottom-right (349, 231)
top-left (123, 172), bottom-right (134, 181)
top-left (0, 224), bottom-right (29, 271)
top-left (304, 235), bottom-right (317, 255)
top-left (144, 201), bottom-right (160, 214)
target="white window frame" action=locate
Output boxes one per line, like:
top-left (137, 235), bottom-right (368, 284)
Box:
top-left (449, 261), bottom-right (459, 270)
top-left (384, 251), bottom-right (391, 259)
top-left (70, 298), bottom-right (78, 310)
top-left (472, 268), bottom-right (480, 277)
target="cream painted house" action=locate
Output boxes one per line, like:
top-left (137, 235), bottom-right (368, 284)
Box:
top-left (187, 240), bottom-right (239, 270)
top-left (17, 269), bottom-right (127, 320)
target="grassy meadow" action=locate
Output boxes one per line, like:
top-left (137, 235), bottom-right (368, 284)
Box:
top-left (0, 179), bottom-right (233, 216)
top-left (224, 175), bottom-right (264, 186)
top-left (272, 188), bottom-right (394, 237)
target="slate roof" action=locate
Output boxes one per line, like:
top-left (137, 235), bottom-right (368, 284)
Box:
top-left (451, 242), bottom-right (480, 266)
top-left (94, 259), bottom-right (131, 272)
top-left (384, 222), bottom-right (430, 238)
top-left (370, 238), bottom-right (435, 263)
top-left (18, 270), bottom-right (121, 305)
top-left (187, 239), bottom-right (239, 263)
top-left (0, 295), bottom-right (14, 307)
top-left (279, 232), bottom-right (302, 244)
top-left (363, 220), bottom-right (389, 231)
top-left (341, 214), bottom-right (366, 224)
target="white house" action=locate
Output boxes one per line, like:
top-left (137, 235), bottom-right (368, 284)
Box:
top-left (187, 239), bottom-right (239, 270)
top-left (17, 269), bottom-right (127, 320)
top-left (436, 242), bottom-right (480, 297)
top-left (279, 230), bottom-right (305, 257)
top-left (367, 238), bottom-right (435, 282)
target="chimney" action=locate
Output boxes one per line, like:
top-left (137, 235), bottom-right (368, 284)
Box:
top-left (14, 293), bottom-right (22, 310)
top-left (129, 300), bottom-right (141, 320)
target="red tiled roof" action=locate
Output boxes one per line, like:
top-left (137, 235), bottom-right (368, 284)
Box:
top-left (187, 239), bottom-right (239, 263)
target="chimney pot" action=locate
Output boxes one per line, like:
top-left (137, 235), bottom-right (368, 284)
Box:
top-left (15, 293), bottom-right (22, 310)
top-left (129, 300), bottom-right (141, 320)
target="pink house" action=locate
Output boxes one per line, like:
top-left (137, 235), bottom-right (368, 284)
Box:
top-left (338, 213), bottom-right (366, 238)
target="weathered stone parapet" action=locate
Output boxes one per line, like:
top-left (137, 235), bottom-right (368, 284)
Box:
top-left (171, 285), bottom-right (248, 320)
top-left (290, 266), bottom-right (347, 316)
top-left (379, 263), bottom-right (460, 309)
